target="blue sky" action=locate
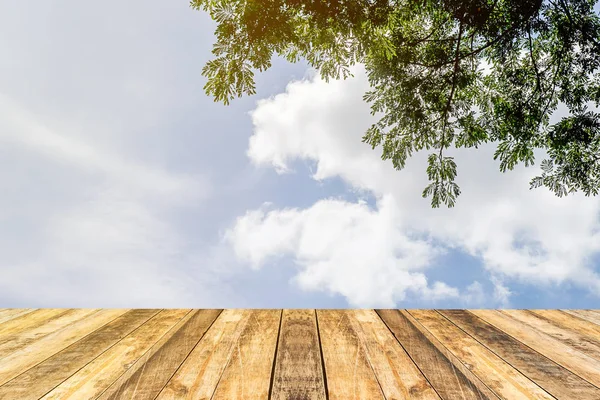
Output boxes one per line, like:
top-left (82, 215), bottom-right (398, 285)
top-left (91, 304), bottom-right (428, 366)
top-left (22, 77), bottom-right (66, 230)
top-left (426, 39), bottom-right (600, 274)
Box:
top-left (1, 1), bottom-right (599, 309)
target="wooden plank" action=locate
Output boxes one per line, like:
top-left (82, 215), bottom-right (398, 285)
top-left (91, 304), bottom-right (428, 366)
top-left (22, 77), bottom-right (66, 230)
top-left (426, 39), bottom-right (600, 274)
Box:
top-left (0, 309), bottom-right (127, 385)
top-left (0, 309), bottom-right (98, 360)
top-left (472, 310), bottom-right (600, 387)
top-left (211, 310), bottom-right (281, 400)
top-left (377, 309), bottom-right (497, 399)
top-left (271, 309), bottom-right (326, 400)
top-left (0, 309), bottom-right (26, 322)
top-left (0, 309), bottom-right (35, 325)
top-left (501, 310), bottom-right (600, 361)
top-left (41, 309), bottom-right (189, 400)
top-left (440, 310), bottom-right (600, 399)
top-left (349, 309), bottom-right (439, 399)
top-left (408, 310), bottom-right (553, 399)
top-left (155, 309), bottom-right (251, 400)
top-left (0, 309), bottom-right (19, 321)
top-left (530, 310), bottom-right (600, 343)
top-left (0, 309), bottom-right (160, 400)
top-left (98, 309), bottom-right (222, 400)
top-left (0, 309), bottom-right (71, 341)
top-left (317, 310), bottom-right (385, 400)
top-left (562, 310), bottom-right (600, 326)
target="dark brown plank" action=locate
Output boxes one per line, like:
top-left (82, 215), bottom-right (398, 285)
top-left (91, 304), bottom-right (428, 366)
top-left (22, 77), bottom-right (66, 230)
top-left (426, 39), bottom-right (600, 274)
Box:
top-left (271, 309), bottom-right (327, 400)
top-left (377, 309), bottom-right (497, 399)
top-left (0, 309), bottom-right (159, 400)
top-left (440, 310), bottom-right (600, 399)
top-left (317, 310), bottom-right (385, 400)
top-left (97, 309), bottom-right (222, 400)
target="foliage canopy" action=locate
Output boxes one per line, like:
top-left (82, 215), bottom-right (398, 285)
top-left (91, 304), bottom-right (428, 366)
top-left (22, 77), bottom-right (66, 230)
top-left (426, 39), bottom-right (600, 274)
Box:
top-left (193, 0), bottom-right (600, 207)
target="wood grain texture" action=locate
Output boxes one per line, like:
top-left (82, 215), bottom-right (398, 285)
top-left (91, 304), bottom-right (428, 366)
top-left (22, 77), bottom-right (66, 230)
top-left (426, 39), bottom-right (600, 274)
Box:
top-left (409, 310), bottom-right (554, 400)
top-left (377, 309), bottom-right (497, 400)
top-left (472, 310), bottom-right (600, 387)
top-left (317, 310), bottom-right (385, 400)
top-left (0, 309), bottom-right (159, 400)
top-left (211, 310), bottom-right (281, 400)
top-left (0, 309), bottom-right (72, 343)
top-left (440, 309), bottom-right (600, 399)
top-left (501, 310), bottom-right (600, 360)
top-left (562, 309), bottom-right (600, 326)
top-left (0, 308), bottom-right (598, 399)
top-left (349, 309), bottom-right (440, 399)
top-left (0, 309), bottom-right (35, 325)
top-left (270, 309), bottom-right (326, 400)
top-left (156, 309), bottom-right (251, 400)
top-left (530, 310), bottom-right (600, 344)
top-left (98, 309), bottom-right (222, 400)
top-left (0, 309), bottom-right (127, 385)
top-left (41, 310), bottom-right (189, 400)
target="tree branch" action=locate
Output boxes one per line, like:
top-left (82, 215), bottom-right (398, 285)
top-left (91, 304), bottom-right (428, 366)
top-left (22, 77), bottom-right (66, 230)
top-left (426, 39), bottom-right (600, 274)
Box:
top-left (409, 17), bottom-right (527, 70)
top-left (554, 0), bottom-right (600, 52)
top-left (439, 18), bottom-right (464, 160)
top-left (528, 24), bottom-right (542, 93)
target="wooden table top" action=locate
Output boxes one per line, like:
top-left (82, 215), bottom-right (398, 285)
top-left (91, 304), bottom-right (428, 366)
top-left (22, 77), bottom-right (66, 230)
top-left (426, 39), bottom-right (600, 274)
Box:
top-left (0, 309), bottom-right (599, 399)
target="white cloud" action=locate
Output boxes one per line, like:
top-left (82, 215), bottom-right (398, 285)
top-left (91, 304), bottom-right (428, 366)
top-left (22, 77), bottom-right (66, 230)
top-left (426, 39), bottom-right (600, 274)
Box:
top-left (491, 277), bottom-right (513, 308)
top-left (228, 195), bottom-right (452, 307)
top-left (228, 64), bottom-right (600, 307)
top-left (462, 282), bottom-right (487, 307)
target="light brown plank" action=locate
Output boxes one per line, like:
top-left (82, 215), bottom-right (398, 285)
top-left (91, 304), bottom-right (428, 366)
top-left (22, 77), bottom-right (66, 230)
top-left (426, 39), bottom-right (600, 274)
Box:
top-left (0, 309), bottom-right (71, 341)
top-left (409, 310), bottom-right (553, 400)
top-left (156, 309), bottom-right (251, 400)
top-left (98, 309), bottom-right (222, 400)
top-left (317, 310), bottom-right (385, 400)
top-left (0, 309), bottom-right (35, 325)
top-left (0, 309), bottom-right (159, 400)
top-left (530, 310), bottom-right (600, 343)
top-left (349, 310), bottom-right (439, 399)
top-left (377, 309), bottom-right (497, 399)
top-left (472, 310), bottom-right (600, 387)
top-left (441, 310), bottom-right (600, 399)
top-left (40, 309), bottom-right (189, 400)
top-left (271, 309), bottom-right (326, 400)
top-left (501, 310), bottom-right (600, 361)
top-left (0, 309), bottom-right (20, 321)
top-left (211, 310), bottom-right (281, 400)
top-left (562, 310), bottom-right (600, 326)
top-left (0, 309), bottom-right (98, 360)
top-left (0, 309), bottom-right (127, 385)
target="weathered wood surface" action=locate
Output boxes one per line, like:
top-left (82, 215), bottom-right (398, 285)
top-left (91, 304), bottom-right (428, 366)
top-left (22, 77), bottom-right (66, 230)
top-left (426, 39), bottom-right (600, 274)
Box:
top-left (0, 309), bottom-right (598, 399)
top-left (271, 309), bottom-right (326, 400)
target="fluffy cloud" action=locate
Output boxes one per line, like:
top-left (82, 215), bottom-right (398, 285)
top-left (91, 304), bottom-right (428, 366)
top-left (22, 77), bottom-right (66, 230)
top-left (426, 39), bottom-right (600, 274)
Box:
top-left (227, 64), bottom-right (600, 306)
top-left (227, 195), bottom-right (456, 307)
